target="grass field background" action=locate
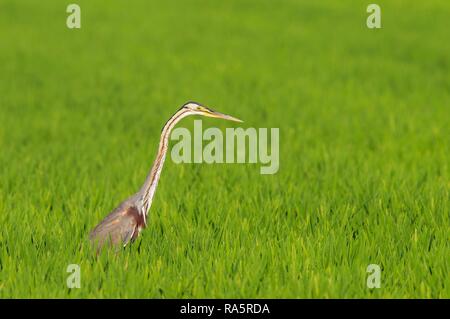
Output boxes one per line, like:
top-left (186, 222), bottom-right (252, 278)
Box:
top-left (0, 0), bottom-right (449, 298)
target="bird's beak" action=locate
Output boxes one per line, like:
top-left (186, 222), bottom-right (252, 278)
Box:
top-left (201, 107), bottom-right (243, 123)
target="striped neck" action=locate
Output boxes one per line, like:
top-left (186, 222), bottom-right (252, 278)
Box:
top-left (138, 107), bottom-right (190, 221)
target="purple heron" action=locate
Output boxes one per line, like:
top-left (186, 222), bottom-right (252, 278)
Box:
top-left (89, 102), bottom-right (242, 250)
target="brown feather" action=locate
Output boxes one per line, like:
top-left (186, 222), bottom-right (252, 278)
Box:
top-left (90, 205), bottom-right (145, 250)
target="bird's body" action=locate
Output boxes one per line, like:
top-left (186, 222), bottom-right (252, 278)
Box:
top-left (89, 102), bottom-right (242, 250)
top-left (89, 194), bottom-right (144, 248)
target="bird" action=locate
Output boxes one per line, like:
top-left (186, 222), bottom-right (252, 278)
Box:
top-left (89, 101), bottom-right (242, 250)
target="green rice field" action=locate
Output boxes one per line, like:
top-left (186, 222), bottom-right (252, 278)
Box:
top-left (0, 0), bottom-right (449, 298)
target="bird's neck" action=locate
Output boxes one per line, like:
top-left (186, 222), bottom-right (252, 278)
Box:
top-left (138, 108), bottom-right (189, 219)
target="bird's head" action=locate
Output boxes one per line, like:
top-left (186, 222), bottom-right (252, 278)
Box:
top-left (182, 101), bottom-right (243, 123)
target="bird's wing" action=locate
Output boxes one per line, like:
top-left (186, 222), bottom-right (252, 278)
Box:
top-left (89, 205), bottom-right (139, 249)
